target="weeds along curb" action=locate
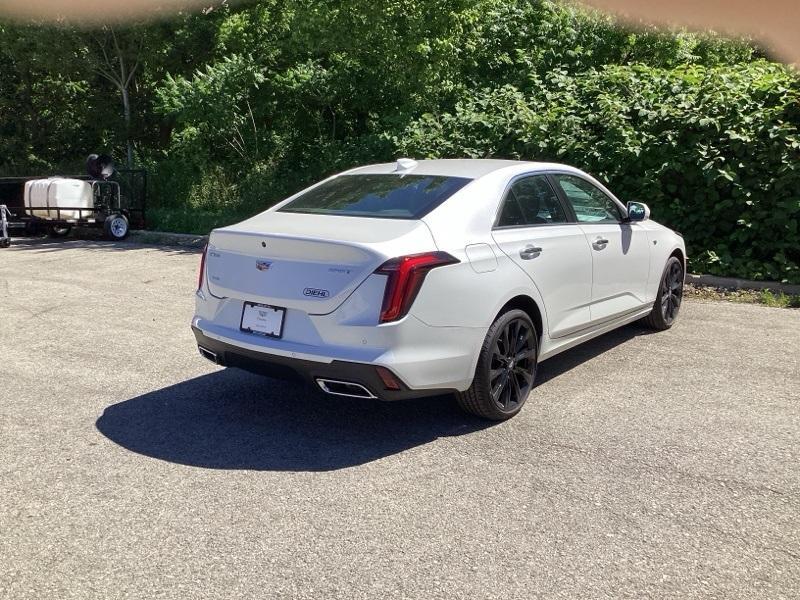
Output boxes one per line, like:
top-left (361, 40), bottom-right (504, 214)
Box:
top-left (685, 274), bottom-right (800, 296)
top-left (129, 230), bottom-right (208, 248)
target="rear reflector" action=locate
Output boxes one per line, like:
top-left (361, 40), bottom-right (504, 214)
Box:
top-left (375, 366), bottom-right (402, 391)
top-left (375, 251), bottom-right (459, 323)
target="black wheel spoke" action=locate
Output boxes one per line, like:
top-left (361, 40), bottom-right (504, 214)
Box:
top-left (491, 373), bottom-right (508, 403)
top-left (514, 367), bottom-right (533, 387)
top-left (510, 373), bottom-right (522, 406)
top-left (501, 381), bottom-right (512, 409)
top-left (506, 321), bottom-right (517, 356)
top-left (513, 324), bottom-right (527, 354)
top-left (493, 341), bottom-right (504, 363)
top-left (515, 348), bottom-right (536, 362)
top-left (501, 325), bottom-right (511, 357)
top-left (489, 367), bottom-right (504, 383)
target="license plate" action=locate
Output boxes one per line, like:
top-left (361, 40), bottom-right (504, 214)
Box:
top-left (240, 302), bottom-right (286, 338)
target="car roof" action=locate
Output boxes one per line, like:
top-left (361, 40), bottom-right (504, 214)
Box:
top-left (346, 159), bottom-right (581, 180)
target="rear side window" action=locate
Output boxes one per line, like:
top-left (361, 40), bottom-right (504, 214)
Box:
top-left (496, 175), bottom-right (568, 228)
top-left (278, 174), bottom-right (471, 219)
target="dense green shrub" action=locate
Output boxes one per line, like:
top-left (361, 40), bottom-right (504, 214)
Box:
top-left (394, 62), bottom-right (800, 282)
top-left (1, 0), bottom-right (794, 281)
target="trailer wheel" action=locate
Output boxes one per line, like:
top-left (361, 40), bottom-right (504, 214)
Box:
top-left (48, 225), bottom-right (72, 238)
top-left (104, 214), bottom-right (129, 241)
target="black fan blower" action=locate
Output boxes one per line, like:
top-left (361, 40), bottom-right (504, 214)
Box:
top-left (86, 154), bottom-right (115, 180)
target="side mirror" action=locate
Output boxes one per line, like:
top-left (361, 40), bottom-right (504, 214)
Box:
top-left (626, 201), bottom-right (650, 222)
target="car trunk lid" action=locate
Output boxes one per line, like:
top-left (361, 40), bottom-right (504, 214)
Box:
top-left (205, 211), bottom-right (437, 315)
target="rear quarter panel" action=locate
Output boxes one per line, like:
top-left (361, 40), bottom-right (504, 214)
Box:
top-left (642, 221), bottom-right (687, 301)
top-left (413, 168), bottom-right (551, 332)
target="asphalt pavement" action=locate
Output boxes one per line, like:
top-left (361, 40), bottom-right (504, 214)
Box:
top-left (1, 238), bottom-right (798, 599)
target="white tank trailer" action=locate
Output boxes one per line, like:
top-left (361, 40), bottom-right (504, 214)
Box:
top-left (0, 154), bottom-right (134, 242)
top-left (24, 178), bottom-right (94, 221)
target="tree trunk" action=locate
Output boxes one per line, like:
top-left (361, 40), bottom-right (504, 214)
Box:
top-left (121, 85), bottom-right (133, 169)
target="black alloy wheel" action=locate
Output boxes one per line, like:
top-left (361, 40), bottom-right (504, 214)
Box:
top-left (489, 317), bottom-right (537, 412)
top-left (643, 256), bottom-right (684, 330)
top-left (456, 308), bottom-right (538, 420)
top-left (661, 259), bottom-right (684, 325)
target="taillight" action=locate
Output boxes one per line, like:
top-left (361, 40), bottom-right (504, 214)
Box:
top-left (197, 244), bottom-right (208, 290)
top-left (375, 251), bottom-right (459, 323)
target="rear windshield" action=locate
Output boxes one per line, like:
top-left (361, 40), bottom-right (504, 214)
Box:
top-left (278, 174), bottom-right (471, 219)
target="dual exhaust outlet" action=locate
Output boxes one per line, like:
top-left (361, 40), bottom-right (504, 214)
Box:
top-left (198, 345), bottom-right (377, 399)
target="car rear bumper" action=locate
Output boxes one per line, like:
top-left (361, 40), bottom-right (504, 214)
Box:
top-left (192, 326), bottom-right (457, 401)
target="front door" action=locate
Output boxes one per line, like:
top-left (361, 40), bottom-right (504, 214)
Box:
top-left (491, 174), bottom-right (593, 338)
top-left (551, 173), bottom-right (651, 323)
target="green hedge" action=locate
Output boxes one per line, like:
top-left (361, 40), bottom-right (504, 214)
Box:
top-left (394, 62), bottom-right (800, 283)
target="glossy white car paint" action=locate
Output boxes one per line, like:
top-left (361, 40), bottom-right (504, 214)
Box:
top-left (193, 159), bottom-right (685, 395)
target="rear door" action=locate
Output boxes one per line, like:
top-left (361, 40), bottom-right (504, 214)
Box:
top-left (550, 173), bottom-right (651, 322)
top-left (490, 174), bottom-right (593, 338)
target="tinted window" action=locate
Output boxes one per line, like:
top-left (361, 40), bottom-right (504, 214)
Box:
top-left (278, 174), bottom-right (471, 219)
top-left (554, 174), bottom-right (623, 223)
top-left (497, 175), bottom-right (568, 227)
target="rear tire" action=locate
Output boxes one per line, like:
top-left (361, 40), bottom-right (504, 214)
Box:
top-left (642, 256), bottom-right (684, 330)
top-left (456, 309), bottom-right (538, 421)
top-left (104, 214), bottom-right (129, 241)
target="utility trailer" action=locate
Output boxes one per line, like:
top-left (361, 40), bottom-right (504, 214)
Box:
top-left (0, 156), bottom-right (146, 246)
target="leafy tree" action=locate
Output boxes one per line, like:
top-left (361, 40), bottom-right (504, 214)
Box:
top-left (0, 0), bottom-right (795, 282)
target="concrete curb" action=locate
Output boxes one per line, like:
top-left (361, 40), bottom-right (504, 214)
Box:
top-left (686, 274), bottom-right (800, 296)
top-left (128, 230), bottom-right (208, 248)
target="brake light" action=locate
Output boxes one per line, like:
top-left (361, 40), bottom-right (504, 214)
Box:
top-left (198, 244), bottom-right (208, 290)
top-left (375, 251), bottom-right (459, 323)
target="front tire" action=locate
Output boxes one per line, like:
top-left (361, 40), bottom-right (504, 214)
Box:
top-left (456, 309), bottom-right (538, 421)
top-left (642, 256), bottom-right (684, 330)
top-left (47, 225), bottom-right (72, 238)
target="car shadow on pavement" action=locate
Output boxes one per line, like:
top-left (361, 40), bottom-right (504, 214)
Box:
top-left (96, 323), bottom-right (654, 472)
top-left (535, 322), bottom-right (656, 385)
top-left (96, 369), bottom-right (488, 472)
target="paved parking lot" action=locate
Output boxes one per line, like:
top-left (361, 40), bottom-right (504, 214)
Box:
top-left (1, 238), bottom-right (799, 599)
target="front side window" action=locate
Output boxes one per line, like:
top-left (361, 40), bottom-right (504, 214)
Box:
top-left (553, 174), bottom-right (623, 223)
top-left (496, 175), bottom-right (568, 228)
top-left (278, 174), bottom-right (471, 219)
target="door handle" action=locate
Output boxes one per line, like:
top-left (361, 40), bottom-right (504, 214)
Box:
top-left (592, 237), bottom-right (609, 250)
top-left (519, 244), bottom-right (543, 260)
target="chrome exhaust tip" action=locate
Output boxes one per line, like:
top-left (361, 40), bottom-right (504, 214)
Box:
top-left (198, 345), bottom-right (218, 364)
top-left (316, 378), bottom-right (377, 399)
